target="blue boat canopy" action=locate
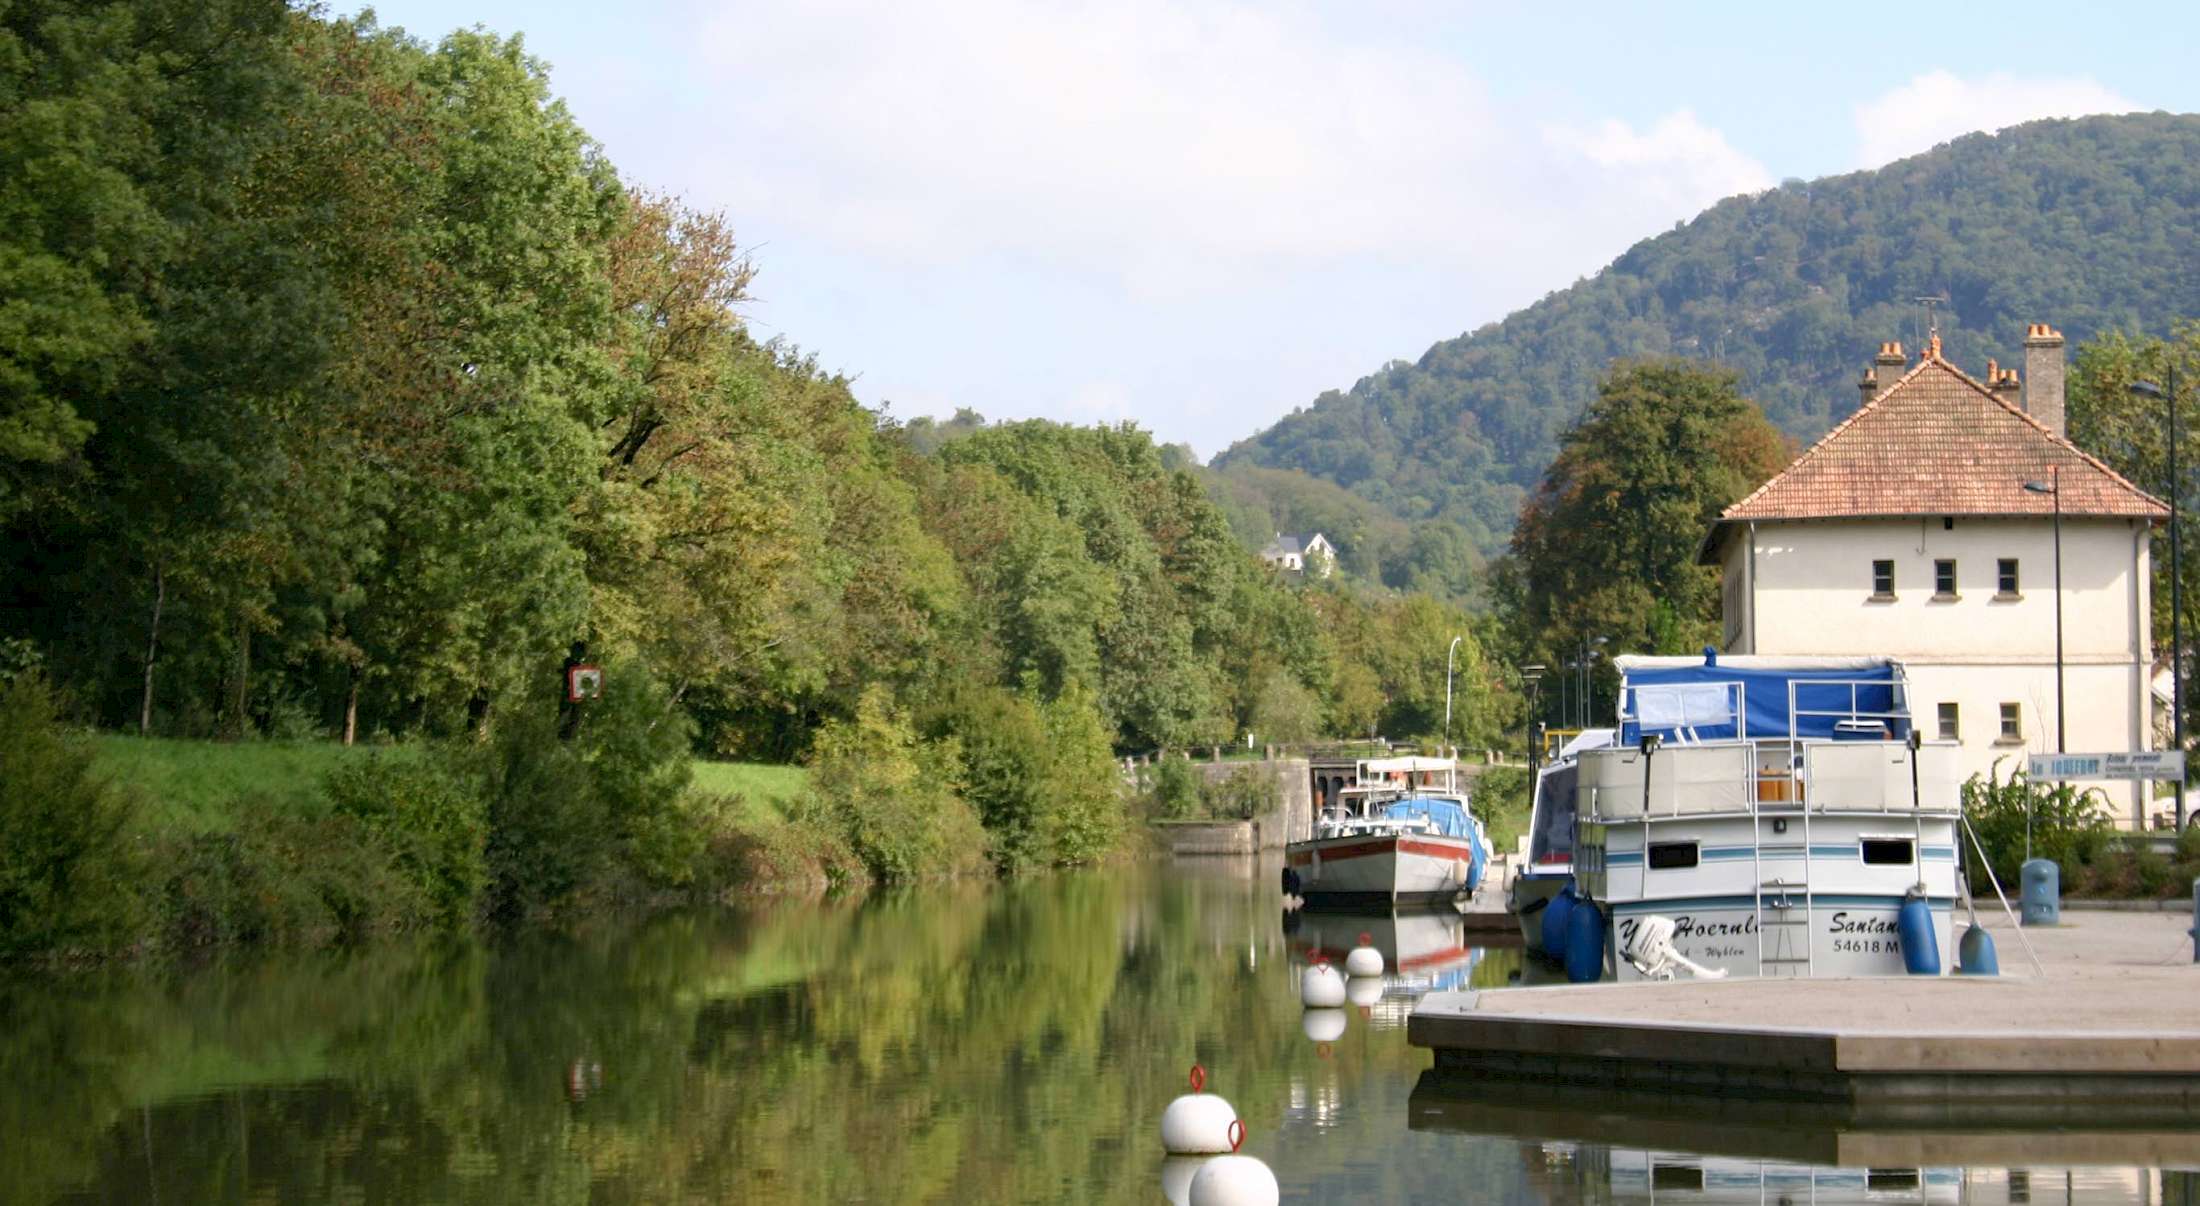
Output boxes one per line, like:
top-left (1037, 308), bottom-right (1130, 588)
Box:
top-left (1613, 653), bottom-right (1911, 744)
top-left (1376, 796), bottom-right (1479, 840)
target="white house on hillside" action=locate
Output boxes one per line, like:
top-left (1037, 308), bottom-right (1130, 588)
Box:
top-left (1261, 532), bottom-right (1336, 578)
top-left (1701, 326), bottom-right (2170, 826)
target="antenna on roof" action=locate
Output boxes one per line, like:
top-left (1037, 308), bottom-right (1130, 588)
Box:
top-left (1915, 295), bottom-right (1949, 352)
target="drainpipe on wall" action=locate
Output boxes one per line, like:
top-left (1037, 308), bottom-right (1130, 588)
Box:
top-left (1747, 522), bottom-right (1758, 654)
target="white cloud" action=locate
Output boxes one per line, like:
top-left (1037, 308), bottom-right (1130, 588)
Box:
top-left (692, 1), bottom-right (1768, 302)
top-left (1853, 70), bottom-right (2139, 169)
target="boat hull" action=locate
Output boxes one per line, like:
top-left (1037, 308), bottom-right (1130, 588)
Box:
top-left (1286, 833), bottom-right (1481, 908)
top-left (1606, 894), bottom-right (1956, 981)
top-left (1506, 872), bottom-right (1569, 953)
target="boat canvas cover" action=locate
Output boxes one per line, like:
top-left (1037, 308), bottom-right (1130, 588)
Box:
top-left (1615, 655), bottom-right (1908, 743)
top-left (1376, 797), bottom-right (1477, 840)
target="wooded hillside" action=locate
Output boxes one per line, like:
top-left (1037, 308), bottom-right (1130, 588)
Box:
top-left (1219, 113), bottom-right (2200, 557)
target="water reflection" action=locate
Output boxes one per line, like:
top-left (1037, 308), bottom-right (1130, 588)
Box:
top-left (0, 858), bottom-right (2179, 1203)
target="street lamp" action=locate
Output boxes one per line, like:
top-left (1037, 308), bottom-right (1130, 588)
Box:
top-left (2133, 373), bottom-right (2183, 829)
top-left (2024, 467), bottom-right (2065, 753)
top-left (1443, 635), bottom-right (1463, 756)
top-left (1558, 661), bottom-right (1576, 731)
top-left (1579, 635), bottom-right (1609, 727)
top-left (1521, 663), bottom-right (1546, 771)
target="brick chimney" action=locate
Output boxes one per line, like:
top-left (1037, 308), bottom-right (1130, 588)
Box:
top-left (1858, 366), bottom-right (1878, 409)
top-left (1990, 366), bottom-right (2022, 407)
top-left (2022, 323), bottom-right (2066, 437)
top-left (1870, 342), bottom-right (1907, 400)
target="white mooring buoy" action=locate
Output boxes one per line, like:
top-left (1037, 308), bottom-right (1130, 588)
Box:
top-left (1343, 931), bottom-right (1384, 977)
top-left (1160, 1064), bottom-right (1239, 1155)
top-left (1188, 1120), bottom-right (1280, 1206)
top-left (1299, 959), bottom-right (1346, 1008)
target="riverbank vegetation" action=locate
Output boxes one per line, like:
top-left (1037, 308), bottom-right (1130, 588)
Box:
top-left (0, 2), bottom-right (1509, 957)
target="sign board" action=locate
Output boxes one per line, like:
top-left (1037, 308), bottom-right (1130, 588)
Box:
top-left (2026, 751), bottom-right (2186, 782)
top-left (565, 663), bottom-right (604, 702)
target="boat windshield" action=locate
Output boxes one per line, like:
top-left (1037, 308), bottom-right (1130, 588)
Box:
top-left (1525, 762), bottom-right (1578, 868)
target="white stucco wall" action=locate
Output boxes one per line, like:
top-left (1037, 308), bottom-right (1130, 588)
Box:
top-left (1718, 516), bottom-right (2157, 825)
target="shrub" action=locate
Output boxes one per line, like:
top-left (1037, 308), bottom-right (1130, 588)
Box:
top-left (1473, 765), bottom-right (1533, 852)
top-left (1960, 765), bottom-right (2112, 890)
top-left (796, 685), bottom-right (986, 882)
top-left (1141, 756), bottom-right (1203, 820)
top-left (1202, 765), bottom-right (1278, 821)
top-left (927, 683), bottom-right (1126, 870)
top-left (0, 676), bottom-right (141, 957)
top-left (325, 754), bottom-right (487, 926)
top-left (152, 810), bottom-right (429, 948)
top-left (1037, 685), bottom-right (1126, 864)
top-left (465, 658), bottom-right (699, 917)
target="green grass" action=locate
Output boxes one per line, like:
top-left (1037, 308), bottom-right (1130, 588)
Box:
top-left (90, 734), bottom-right (418, 837)
top-left (688, 760), bottom-right (811, 821)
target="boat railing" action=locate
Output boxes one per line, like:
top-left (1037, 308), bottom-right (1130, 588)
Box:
top-left (1574, 739), bottom-right (1962, 820)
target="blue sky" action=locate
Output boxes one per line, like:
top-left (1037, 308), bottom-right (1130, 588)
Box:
top-left (356, 1), bottom-right (2199, 458)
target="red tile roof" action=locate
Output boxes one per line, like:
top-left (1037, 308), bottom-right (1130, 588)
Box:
top-left (1710, 348), bottom-right (2166, 545)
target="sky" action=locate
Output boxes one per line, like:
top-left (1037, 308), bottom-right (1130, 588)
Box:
top-left (356, 1), bottom-right (2199, 460)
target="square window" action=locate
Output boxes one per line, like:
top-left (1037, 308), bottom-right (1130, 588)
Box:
top-left (1871, 559), bottom-right (1895, 597)
top-left (2000, 702), bottom-right (2021, 741)
top-left (1937, 702), bottom-right (1959, 741)
top-left (1934, 559), bottom-right (1957, 597)
top-left (1647, 842), bottom-right (1699, 870)
top-left (1998, 558), bottom-right (2019, 594)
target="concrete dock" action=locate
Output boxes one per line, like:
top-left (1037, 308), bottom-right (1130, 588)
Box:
top-left (1408, 910), bottom-right (2200, 1108)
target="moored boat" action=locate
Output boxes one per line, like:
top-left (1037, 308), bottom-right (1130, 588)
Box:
top-left (1283, 757), bottom-right (1492, 909)
top-left (1543, 653), bottom-right (1964, 981)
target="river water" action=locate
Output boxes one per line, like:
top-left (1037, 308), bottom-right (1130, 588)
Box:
top-left (2, 858), bottom-right (2181, 1203)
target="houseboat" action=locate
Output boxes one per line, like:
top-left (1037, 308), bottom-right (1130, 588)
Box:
top-left (1555, 653), bottom-right (1962, 981)
top-left (1282, 756), bottom-right (1492, 909)
top-left (1508, 728), bottom-right (1611, 954)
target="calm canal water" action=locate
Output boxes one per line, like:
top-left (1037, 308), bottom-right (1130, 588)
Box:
top-left (2, 858), bottom-right (2182, 1203)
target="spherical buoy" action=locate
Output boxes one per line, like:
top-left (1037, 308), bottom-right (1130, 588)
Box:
top-left (1161, 1065), bottom-right (1239, 1155)
top-left (1299, 959), bottom-right (1346, 1008)
top-left (1188, 1121), bottom-right (1280, 1206)
top-left (1160, 1155), bottom-right (1210, 1205)
top-left (1345, 975), bottom-right (1383, 1008)
top-left (1301, 1006), bottom-right (1346, 1043)
top-left (1344, 931), bottom-right (1384, 977)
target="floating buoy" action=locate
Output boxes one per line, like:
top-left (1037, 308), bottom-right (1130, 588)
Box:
top-left (1344, 931), bottom-right (1384, 977)
top-left (1301, 1006), bottom-right (1346, 1044)
top-left (1299, 959), bottom-right (1346, 1008)
top-left (1345, 975), bottom-right (1383, 1008)
top-left (1540, 885), bottom-right (1577, 963)
top-left (1160, 1155), bottom-right (1210, 1206)
top-left (1188, 1121), bottom-right (1280, 1206)
top-left (1161, 1065), bottom-right (1239, 1155)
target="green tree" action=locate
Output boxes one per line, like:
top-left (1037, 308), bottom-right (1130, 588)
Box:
top-left (1501, 359), bottom-right (1792, 705)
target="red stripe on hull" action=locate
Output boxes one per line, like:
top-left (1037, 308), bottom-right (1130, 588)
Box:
top-left (1288, 835), bottom-right (1477, 865)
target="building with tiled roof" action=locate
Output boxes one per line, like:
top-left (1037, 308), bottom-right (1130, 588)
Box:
top-left (1260, 531), bottom-right (1336, 578)
top-left (1703, 325), bottom-right (2167, 826)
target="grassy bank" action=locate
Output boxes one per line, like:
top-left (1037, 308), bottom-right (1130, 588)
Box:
top-left (92, 735), bottom-right (420, 837)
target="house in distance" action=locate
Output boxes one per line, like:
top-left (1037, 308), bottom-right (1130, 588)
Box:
top-left (1701, 324), bottom-right (2169, 827)
top-left (1260, 532), bottom-right (1337, 579)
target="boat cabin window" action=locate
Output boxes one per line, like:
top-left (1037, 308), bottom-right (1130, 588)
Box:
top-left (1646, 841), bottom-right (1699, 870)
top-left (1860, 838), bottom-right (1915, 865)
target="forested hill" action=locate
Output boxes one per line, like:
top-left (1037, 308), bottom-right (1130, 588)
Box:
top-left (1216, 112), bottom-right (2200, 556)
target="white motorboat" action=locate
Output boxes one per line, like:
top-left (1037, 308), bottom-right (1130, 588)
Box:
top-left (1283, 757), bottom-right (1493, 909)
top-left (1550, 653), bottom-right (1963, 981)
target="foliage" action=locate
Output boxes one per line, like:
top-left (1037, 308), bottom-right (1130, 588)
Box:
top-left (0, 676), bottom-right (140, 955)
top-left (795, 686), bottom-right (986, 882)
top-left (1201, 765), bottom-right (1279, 821)
top-left (1498, 359), bottom-right (1792, 714)
top-left (1222, 114), bottom-right (2200, 559)
top-left (1140, 757), bottom-right (1204, 820)
top-left (1958, 765), bottom-right (2113, 891)
top-left (1473, 764), bottom-right (1533, 853)
top-left (325, 754), bottom-right (487, 927)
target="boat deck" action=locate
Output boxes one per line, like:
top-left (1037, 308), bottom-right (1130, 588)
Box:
top-left (1409, 910), bottom-right (2200, 1106)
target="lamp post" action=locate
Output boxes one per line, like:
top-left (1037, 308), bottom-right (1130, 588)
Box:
top-left (2024, 467), bottom-right (2065, 753)
top-left (1578, 635), bottom-right (1609, 728)
top-left (1558, 662), bottom-right (1575, 730)
top-left (1522, 663), bottom-right (1546, 772)
top-left (1443, 635), bottom-right (1463, 757)
top-left (2134, 373), bottom-right (2183, 829)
